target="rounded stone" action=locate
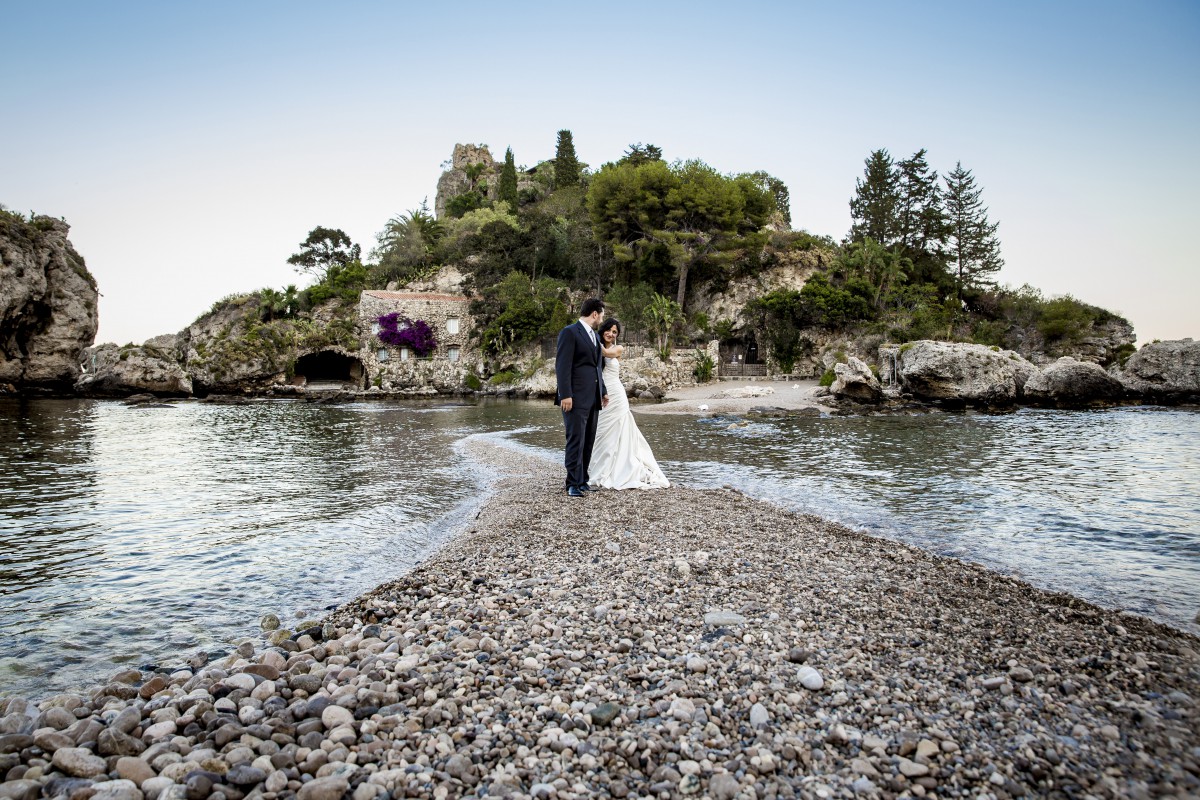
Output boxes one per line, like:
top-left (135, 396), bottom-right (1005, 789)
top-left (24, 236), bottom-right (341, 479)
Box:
top-left (320, 705), bottom-right (354, 729)
top-left (51, 746), bottom-right (108, 778)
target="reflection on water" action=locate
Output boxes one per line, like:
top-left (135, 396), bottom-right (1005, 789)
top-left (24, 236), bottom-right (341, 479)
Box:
top-left (1, 398), bottom-right (1198, 701)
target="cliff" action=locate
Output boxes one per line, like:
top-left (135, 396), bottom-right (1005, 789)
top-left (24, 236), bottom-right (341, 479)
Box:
top-left (0, 214), bottom-right (98, 392)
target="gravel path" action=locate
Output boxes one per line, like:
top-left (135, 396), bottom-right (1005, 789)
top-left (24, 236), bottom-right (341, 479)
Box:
top-left (1, 439), bottom-right (1197, 799)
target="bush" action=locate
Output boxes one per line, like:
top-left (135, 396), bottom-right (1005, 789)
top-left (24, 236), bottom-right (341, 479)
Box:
top-left (489, 370), bottom-right (519, 385)
top-left (819, 369), bottom-right (836, 386)
top-left (693, 349), bottom-right (715, 382)
top-left (464, 373), bottom-right (483, 391)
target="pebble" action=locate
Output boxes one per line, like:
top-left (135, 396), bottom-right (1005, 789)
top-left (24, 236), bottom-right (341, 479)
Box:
top-left (797, 664), bottom-right (824, 690)
top-left (0, 442), bottom-right (1195, 799)
top-left (704, 610), bottom-right (746, 626)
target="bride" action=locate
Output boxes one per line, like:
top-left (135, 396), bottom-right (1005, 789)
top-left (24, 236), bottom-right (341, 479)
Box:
top-left (589, 318), bottom-right (670, 490)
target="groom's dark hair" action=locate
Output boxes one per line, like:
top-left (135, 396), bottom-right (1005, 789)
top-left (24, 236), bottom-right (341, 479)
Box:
top-left (580, 298), bottom-right (605, 317)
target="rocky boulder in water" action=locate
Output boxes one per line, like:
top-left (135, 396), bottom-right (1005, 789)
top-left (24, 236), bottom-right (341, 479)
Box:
top-left (76, 335), bottom-right (192, 397)
top-left (894, 341), bottom-right (1037, 406)
top-left (830, 356), bottom-right (882, 402)
top-left (0, 215), bottom-right (98, 392)
top-left (1023, 356), bottom-right (1126, 408)
top-left (1116, 339), bottom-right (1200, 404)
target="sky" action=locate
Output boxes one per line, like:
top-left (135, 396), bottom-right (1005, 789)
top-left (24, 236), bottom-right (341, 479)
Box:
top-left (3, 1), bottom-right (1198, 346)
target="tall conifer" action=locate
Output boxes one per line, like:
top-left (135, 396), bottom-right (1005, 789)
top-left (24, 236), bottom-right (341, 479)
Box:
top-left (555, 129), bottom-right (580, 188)
top-left (499, 147), bottom-right (518, 210)
top-left (944, 162), bottom-right (1003, 302)
top-left (848, 149), bottom-right (899, 245)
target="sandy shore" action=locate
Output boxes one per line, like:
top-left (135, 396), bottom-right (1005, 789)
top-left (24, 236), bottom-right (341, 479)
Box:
top-left (1, 441), bottom-right (1197, 800)
top-left (638, 380), bottom-right (825, 416)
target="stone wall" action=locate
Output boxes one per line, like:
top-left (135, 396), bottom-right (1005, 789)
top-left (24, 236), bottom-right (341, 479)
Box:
top-left (357, 290), bottom-right (480, 391)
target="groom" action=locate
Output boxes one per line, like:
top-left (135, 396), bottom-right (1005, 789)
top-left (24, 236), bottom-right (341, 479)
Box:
top-left (555, 298), bottom-right (609, 497)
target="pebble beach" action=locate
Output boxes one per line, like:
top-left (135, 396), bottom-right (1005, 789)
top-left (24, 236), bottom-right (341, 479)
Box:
top-left (2, 439), bottom-right (1198, 800)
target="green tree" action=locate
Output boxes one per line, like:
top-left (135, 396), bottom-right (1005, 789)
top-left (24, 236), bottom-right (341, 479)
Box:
top-left (499, 147), bottom-right (519, 210)
top-left (744, 289), bottom-right (808, 372)
top-left (287, 227), bottom-right (361, 284)
top-left (603, 282), bottom-right (656, 336)
top-left (838, 238), bottom-right (909, 310)
top-left (646, 293), bottom-right (683, 361)
top-left (848, 149), bottom-right (899, 246)
top-left (555, 129), bottom-right (580, 188)
top-left (588, 158), bottom-right (774, 310)
top-left (944, 162), bottom-right (1003, 302)
top-left (894, 149), bottom-right (945, 258)
top-left (372, 202), bottom-right (443, 284)
top-left (472, 271), bottom-right (572, 356)
top-left (621, 143), bottom-right (663, 166)
top-left (744, 170), bottom-right (791, 229)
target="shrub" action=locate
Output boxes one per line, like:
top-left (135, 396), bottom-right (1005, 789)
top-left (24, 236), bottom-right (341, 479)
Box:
top-left (693, 349), bottom-right (715, 382)
top-left (819, 369), bottom-right (836, 386)
top-left (376, 314), bottom-right (437, 356)
top-left (489, 370), bottom-right (519, 385)
top-left (464, 373), bottom-right (483, 391)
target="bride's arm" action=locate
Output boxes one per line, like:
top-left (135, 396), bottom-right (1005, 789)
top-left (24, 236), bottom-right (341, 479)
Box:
top-left (601, 344), bottom-right (623, 358)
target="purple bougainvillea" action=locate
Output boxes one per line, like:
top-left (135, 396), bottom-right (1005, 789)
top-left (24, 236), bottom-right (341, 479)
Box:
top-left (376, 313), bottom-right (438, 356)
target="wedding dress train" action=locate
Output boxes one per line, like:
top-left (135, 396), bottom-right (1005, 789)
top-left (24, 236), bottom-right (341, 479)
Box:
top-left (589, 358), bottom-right (670, 489)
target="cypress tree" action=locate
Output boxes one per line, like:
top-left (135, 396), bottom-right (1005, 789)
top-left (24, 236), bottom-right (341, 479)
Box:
top-left (555, 129), bottom-right (580, 188)
top-left (499, 147), bottom-right (519, 210)
top-left (944, 162), bottom-right (1003, 302)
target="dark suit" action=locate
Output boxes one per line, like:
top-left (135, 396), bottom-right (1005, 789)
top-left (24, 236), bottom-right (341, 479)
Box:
top-left (555, 320), bottom-right (607, 490)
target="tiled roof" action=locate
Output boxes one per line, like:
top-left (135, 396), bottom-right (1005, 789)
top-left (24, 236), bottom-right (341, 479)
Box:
top-left (363, 290), bottom-right (470, 302)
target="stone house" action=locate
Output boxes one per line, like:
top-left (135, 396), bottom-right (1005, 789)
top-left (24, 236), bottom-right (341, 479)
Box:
top-left (357, 290), bottom-right (478, 392)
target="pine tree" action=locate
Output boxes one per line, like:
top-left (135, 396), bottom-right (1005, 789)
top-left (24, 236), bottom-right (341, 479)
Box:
top-left (895, 149), bottom-right (945, 256)
top-left (554, 129), bottom-right (580, 188)
top-left (499, 147), bottom-right (519, 210)
top-left (944, 162), bottom-right (1003, 302)
top-left (848, 149), bottom-right (899, 246)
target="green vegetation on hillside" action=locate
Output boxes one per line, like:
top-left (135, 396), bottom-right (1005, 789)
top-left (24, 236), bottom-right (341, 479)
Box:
top-left (202, 132), bottom-right (1133, 377)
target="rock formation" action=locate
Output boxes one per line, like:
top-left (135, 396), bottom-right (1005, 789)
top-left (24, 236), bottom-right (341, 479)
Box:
top-left (1023, 356), bottom-right (1126, 408)
top-left (0, 215), bottom-right (98, 392)
top-left (889, 341), bottom-right (1038, 407)
top-left (76, 336), bottom-right (193, 397)
top-left (1116, 339), bottom-right (1200, 403)
top-left (434, 144), bottom-right (497, 220)
top-left (830, 356), bottom-right (883, 402)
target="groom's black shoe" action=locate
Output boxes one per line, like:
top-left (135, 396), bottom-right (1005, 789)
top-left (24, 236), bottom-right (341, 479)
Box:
top-left (578, 484), bottom-right (593, 492)
top-left (567, 486), bottom-right (585, 497)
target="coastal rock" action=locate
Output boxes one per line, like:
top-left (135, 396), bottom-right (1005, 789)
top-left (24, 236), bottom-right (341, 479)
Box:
top-left (0, 215), bottom-right (99, 392)
top-left (1116, 338), bottom-right (1200, 403)
top-left (891, 340), bottom-right (1037, 406)
top-left (77, 338), bottom-right (192, 397)
top-left (830, 356), bottom-right (882, 402)
top-left (1023, 356), bottom-right (1126, 407)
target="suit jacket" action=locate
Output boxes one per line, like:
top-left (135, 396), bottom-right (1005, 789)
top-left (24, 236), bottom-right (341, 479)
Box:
top-left (554, 321), bottom-right (606, 408)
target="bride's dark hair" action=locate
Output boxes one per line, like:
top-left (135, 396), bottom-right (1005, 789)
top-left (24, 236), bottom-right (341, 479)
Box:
top-left (598, 318), bottom-right (621, 339)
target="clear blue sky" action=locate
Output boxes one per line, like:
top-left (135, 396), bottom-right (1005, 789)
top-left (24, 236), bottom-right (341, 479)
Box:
top-left (3, 1), bottom-right (1197, 345)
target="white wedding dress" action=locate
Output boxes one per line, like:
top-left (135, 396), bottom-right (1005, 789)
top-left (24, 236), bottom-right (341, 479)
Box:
top-left (590, 358), bottom-right (670, 490)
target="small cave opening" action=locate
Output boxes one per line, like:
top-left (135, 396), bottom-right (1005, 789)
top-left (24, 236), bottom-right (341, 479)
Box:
top-left (294, 350), bottom-right (363, 385)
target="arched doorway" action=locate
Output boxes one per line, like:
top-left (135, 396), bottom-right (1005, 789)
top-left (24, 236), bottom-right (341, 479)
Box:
top-left (293, 350), bottom-right (364, 387)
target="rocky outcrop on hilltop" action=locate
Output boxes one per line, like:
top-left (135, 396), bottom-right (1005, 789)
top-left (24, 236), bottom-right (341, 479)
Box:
top-left (0, 215), bottom-right (98, 392)
top-left (1023, 356), bottom-right (1126, 408)
top-left (881, 341), bottom-right (1038, 407)
top-left (1116, 339), bottom-right (1200, 404)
